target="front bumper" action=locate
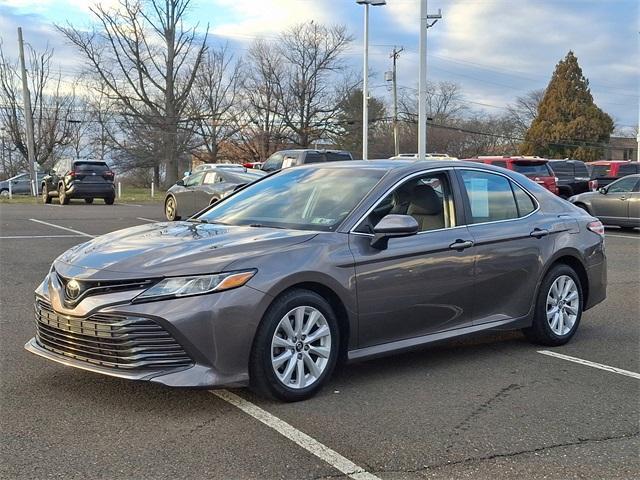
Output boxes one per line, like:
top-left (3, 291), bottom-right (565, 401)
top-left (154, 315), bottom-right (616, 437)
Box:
top-left (25, 273), bottom-right (273, 388)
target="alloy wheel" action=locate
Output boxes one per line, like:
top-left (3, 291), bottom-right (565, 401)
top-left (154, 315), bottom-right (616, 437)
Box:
top-left (166, 197), bottom-right (176, 220)
top-left (270, 306), bottom-right (332, 390)
top-left (546, 275), bottom-right (579, 336)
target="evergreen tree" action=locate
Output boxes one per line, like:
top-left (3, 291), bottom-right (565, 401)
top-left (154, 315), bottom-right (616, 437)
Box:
top-left (520, 51), bottom-right (613, 161)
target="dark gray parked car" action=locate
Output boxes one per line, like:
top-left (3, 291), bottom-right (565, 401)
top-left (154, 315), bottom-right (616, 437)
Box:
top-left (261, 149), bottom-right (353, 173)
top-left (26, 160), bottom-right (607, 401)
top-left (0, 172), bottom-right (46, 196)
top-left (569, 174), bottom-right (639, 230)
top-left (164, 168), bottom-right (265, 220)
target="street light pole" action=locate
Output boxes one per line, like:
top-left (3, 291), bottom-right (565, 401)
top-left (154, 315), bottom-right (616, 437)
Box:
top-left (17, 27), bottom-right (38, 195)
top-left (418, 1), bottom-right (441, 161)
top-left (357, 0), bottom-right (386, 161)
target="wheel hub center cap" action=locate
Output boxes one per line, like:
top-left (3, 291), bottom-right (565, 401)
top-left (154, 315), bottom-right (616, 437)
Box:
top-left (295, 341), bottom-right (304, 352)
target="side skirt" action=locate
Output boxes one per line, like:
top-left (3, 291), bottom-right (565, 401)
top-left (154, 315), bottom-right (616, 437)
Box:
top-left (347, 316), bottom-right (531, 362)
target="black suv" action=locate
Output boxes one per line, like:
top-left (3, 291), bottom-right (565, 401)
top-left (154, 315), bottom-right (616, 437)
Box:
top-left (548, 159), bottom-right (591, 198)
top-left (42, 161), bottom-right (116, 205)
top-left (261, 149), bottom-right (353, 173)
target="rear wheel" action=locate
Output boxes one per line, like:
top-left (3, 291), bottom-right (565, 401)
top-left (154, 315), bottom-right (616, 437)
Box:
top-left (42, 185), bottom-right (51, 204)
top-left (250, 289), bottom-right (339, 402)
top-left (523, 264), bottom-right (583, 346)
top-left (104, 196), bottom-right (115, 205)
top-left (165, 196), bottom-right (180, 221)
top-left (58, 186), bottom-right (69, 205)
top-left (84, 198), bottom-right (94, 204)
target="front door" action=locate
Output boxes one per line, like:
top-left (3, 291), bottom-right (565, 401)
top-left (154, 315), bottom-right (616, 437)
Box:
top-left (593, 176), bottom-right (639, 224)
top-left (350, 170), bottom-right (476, 348)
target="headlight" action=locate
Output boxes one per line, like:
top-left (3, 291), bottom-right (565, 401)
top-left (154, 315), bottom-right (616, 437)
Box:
top-left (133, 270), bottom-right (256, 302)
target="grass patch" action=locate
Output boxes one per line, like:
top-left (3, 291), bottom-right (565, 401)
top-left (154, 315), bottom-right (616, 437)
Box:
top-left (0, 187), bottom-right (163, 205)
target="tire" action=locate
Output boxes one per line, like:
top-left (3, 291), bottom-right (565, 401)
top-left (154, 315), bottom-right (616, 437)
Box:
top-left (250, 289), bottom-right (340, 402)
top-left (523, 264), bottom-right (583, 346)
top-left (0, 189), bottom-right (8, 198)
top-left (42, 185), bottom-right (52, 204)
top-left (209, 197), bottom-right (219, 206)
top-left (104, 196), bottom-right (115, 205)
top-left (165, 196), bottom-right (180, 221)
top-left (58, 186), bottom-right (69, 205)
top-left (84, 198), bottom-right (94, 204)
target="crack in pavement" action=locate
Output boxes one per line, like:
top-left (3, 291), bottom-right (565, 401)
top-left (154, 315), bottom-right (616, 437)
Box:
top-left (312, 432), bottom-right (640, 479)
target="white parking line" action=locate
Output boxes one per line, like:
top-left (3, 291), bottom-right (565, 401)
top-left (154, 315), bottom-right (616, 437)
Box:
top-left (29, 219), bottom-right (95, 238)
top-left (538, 350), bottom-right (640, 380)
top-left (212, 390), bottom-right (381, 480)
top-left (137, 217), bottom-right (159, 223)
top-left (0, 235), bottom-right (86, 239)
top-left (605, 234), bottom-right (639, 240)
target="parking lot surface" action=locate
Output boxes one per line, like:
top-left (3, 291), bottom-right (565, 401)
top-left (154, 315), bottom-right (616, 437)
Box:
top-left (1, 203), bottom-right (638, 479)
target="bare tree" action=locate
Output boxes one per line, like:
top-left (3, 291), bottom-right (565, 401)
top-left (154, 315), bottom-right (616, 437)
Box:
top-left (57, 0), bottom-right (208, 186)
top-left (506, 88), bottom-right (545, 138)
top-left (274, 22), bottom-right (353, 147)
top-left (235, 40), bottom-right (287, 161)
top-left (399, 81), bottom-right (467, 124)
top-left (190, 45), bottom-right (243, 162)
top-left (0, 40), bottom-right (75, 171)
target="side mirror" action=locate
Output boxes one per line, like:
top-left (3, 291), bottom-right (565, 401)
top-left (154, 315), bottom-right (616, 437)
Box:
top-left (598, 187), bottom-right (607, 194)
top-left (176, 179), bottom-right (185, 186)
top-left (370, 214), bottom-right (419, 250)
top-left (183, 171), bottom-right (191, 177)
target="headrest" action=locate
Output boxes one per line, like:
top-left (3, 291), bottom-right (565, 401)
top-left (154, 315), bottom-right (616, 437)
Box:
top-left (408, 184), bottom-right (442, 215)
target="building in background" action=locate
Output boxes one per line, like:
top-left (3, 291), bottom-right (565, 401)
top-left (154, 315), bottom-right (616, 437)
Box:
top-left (605, 136), bottom-right (637, 161)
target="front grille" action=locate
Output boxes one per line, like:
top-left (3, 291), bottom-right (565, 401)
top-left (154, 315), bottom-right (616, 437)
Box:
top-left (55, 271), bottom-right (155, 307)
top-left (34, 299), bottom-right (192, 370)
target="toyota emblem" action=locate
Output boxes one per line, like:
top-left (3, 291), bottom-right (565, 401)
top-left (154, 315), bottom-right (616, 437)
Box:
top-left (65, 279), bottom-right (81, 301)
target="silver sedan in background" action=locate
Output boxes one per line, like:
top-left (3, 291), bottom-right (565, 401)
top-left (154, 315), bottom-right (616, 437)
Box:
top-left (570, 174), bottom-right (639, 230)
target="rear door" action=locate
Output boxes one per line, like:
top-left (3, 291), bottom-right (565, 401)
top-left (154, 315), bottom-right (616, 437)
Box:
top-left (456, 168), bottom-right (555, 325)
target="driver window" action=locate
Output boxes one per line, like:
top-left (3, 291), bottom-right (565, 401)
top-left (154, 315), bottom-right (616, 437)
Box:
top-left (184, 172), bottom-right (204, 187)
top-left (203, 172), bottom-right (218, 185)
top-left (608, 176), bottom-right (638, 193)
top-left (355, 172), bottom-right (454, 234)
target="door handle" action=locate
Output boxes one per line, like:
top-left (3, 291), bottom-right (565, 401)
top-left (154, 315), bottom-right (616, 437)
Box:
top-left (449, 239), bottom-right (474, 251)
top-left (619, 196), bottom-right (627, 201)
top-left (530, 228), bottom-right (549, 238)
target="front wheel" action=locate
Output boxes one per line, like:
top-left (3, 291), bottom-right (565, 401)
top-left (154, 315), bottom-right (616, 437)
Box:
top-left (58, 186), bottom-right (69, 205)
top-left (523, 264), bottom-right (583, 346)
top-left (84, 198), bottom-right (94, 204)
top-left (250, 289), bottom-right (339, 402)
top-left (165, 196), bottom-right (180, 221)
top-left (42, 185), bottom-right (51, 204)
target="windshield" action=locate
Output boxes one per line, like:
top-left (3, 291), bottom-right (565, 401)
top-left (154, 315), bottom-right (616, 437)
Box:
top-left (197, 167), bottom-right (385, 231)
top-left (512, 162), bottom-right (551, 176)
top-left (222, 171), bottom-right (264, 183)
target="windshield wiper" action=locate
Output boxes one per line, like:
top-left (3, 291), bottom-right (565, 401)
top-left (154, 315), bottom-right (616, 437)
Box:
top-left (249, 223), bottom-right (286, 229)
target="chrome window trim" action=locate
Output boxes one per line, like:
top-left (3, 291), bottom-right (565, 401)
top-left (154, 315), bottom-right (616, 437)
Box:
top-left (348, 168), bottom-right (459, 237)
top-left (348, 166), bottom-right (541, 237)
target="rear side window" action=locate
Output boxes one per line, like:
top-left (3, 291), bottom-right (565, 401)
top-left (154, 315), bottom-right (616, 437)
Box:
top-left (511, 162), bottom-right (551, 176)
top-left (512, 183), bottom-right (536, 216)
top-left (573, 162), bottom-right (589, 179)
top-left (75, 162), bottom-right (108, 173)
top-left (590, 165), bottom-right (611, 178)
top-left (304, 153), bottom-right (323, 164)
top-left (325, 152), bottom-right (352, 162)
top-left (617, 163), bottom-right (639, 176)
top-left (460, 170), bottom-right (518, 223)
top-left (549, 161), bottom-right (572, 178)
top-left (262, 154), bottom-right (283, 172)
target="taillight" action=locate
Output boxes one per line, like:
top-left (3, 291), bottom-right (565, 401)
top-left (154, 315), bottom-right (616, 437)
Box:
top-left (105, 171), bottom-right (114, 178)
top-left (587, 220), bottom-right (605, 237)
top-left (68, 171), bottom-right (76, 177)
top-left (588, 180), bottom-right (598, 191)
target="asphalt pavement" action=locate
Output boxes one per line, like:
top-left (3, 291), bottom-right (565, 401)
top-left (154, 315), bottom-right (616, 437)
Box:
top-left (1, 202), bottom-right (638, 479)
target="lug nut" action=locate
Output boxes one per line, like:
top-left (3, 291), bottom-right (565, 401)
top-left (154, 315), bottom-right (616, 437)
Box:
top-left (304, 345), bottom-right (310, 351)
top-left (297, 353), bottom-right (302, 359)
top-left (301, 334), bottom-right (306, 340)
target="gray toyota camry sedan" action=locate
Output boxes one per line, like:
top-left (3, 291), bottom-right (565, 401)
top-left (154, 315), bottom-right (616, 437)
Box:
top-left (25, 160), bottom-right (607, 401)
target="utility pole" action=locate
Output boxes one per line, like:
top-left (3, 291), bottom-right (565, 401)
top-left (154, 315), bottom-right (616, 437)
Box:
top-left (390, 47), bottom-right (404, 157)
top-left (17, 27), bottom-right (38, 195)
top-left (418, 1), bottom-right (441, 161)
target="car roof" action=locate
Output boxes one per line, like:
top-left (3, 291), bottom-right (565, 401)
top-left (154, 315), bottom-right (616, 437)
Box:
top-left (295, 159), bottom-right (503, 174)
top-left (590, 160), bottom-right (631, 165)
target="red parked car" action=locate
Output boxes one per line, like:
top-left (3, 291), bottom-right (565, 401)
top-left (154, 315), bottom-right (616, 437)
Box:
top-left (465, 156), bottom-right (559, 195)
top-left (587, 160), bottom-right (640, 190)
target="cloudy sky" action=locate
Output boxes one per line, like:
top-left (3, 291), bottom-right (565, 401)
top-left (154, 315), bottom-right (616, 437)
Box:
top-left (1, 0), bottom-right (638, 130)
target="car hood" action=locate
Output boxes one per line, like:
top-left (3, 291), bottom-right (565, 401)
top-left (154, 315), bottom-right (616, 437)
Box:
top-left (54, 221), bottom-right (317, 280)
